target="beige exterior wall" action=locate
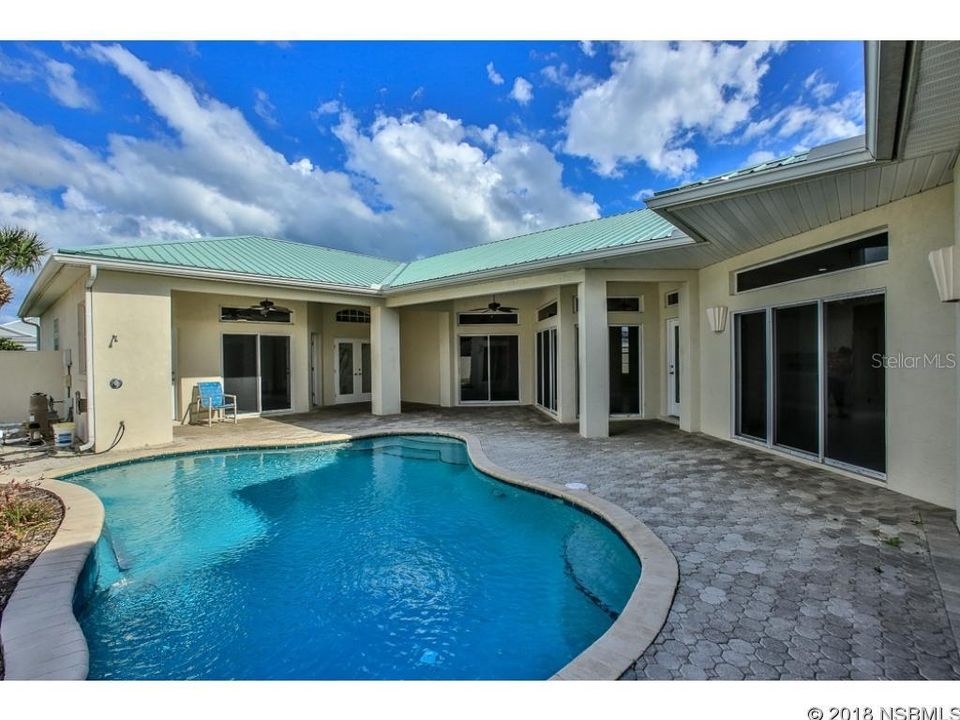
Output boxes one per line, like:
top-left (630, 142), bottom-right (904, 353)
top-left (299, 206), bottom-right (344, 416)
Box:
top-left (399, 309), bottom-right (443, 405)
top-left (0, 351), bottom-right (64, 423)
top-left (90, 271), bottom-right (173, 450)
top-left (697, 184), bottom-right (957, 507)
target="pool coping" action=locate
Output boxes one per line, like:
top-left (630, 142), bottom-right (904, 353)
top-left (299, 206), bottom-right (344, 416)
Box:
top-left (2, 428), bottom-right (678, 681)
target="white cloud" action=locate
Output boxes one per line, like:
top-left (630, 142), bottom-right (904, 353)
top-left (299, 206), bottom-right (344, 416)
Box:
top-left (253, 88), bottom-right (278, 126)
top-left (563, 41), bottom-right (785, 178)
top-left (510, 77), bottom-right (533, 105)
top-left (333, 109), bottom-right (598, 255)
top-left (804, 70), bottom-right (837, 102)
top-left (746, 150), bottom-right (777, 166)
top-left (0, 43), bottom-right (595, 264)
top-left (485, 61), bottom-right (504, 86)
top-left (743, 90), bottom-right (864, 152)
top-left (0, 49), bottom-right (96, 110)
top-left (579, 41), bottom-right (596, 57)
top-left (631, 188), bottom-right (655, 202)
top-left (541, 64), bottom-right (595, 93)
top-left (411, 86), bottom-right (424, 101)
top-left (314, 99), bottom-right (341, 116)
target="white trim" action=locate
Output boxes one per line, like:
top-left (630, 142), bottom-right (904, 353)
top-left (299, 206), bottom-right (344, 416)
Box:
top-left (665, 318), bottom-right (681, 417)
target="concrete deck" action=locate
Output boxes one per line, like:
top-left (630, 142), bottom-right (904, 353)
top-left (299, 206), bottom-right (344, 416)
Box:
top-left (5, 404), bottom-right (960, 679)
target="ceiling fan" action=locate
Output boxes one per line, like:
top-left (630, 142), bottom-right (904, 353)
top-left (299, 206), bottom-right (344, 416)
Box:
top-left (249, 298), bottom-right (292, 317)
top-left (467, 295), bottom-right (518, 314)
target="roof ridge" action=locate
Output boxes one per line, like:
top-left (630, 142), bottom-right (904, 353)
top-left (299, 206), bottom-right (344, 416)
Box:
top-left (403, 206), bottom-right (658, 264)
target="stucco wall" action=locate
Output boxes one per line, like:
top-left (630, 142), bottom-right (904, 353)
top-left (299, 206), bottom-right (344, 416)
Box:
top-left (399, 309), bottom-right (443, 405)
top-left (0, 351), bottom-right (64, 423)
top-left (697, 184), bottom-right (957, 508)
top-left (91, 271), bottom-right (173, 450)
top-left (172, 290), bottom-right (311, 416)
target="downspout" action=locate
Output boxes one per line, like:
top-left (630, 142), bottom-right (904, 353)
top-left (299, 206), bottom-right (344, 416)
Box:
top-left (78, 265), bottom-right (98, 452)
top-left (21, 318), bottom-right (40, 348)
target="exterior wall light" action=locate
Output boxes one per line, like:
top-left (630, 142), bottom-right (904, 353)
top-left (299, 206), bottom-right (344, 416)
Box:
top-left (706, 305), bottom-right (729, 333)
top-left (928, 246), bottom-right (960, 302)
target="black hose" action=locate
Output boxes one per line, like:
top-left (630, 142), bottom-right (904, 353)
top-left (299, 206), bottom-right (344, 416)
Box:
top-left (83, 421), bottom-right (125, 456)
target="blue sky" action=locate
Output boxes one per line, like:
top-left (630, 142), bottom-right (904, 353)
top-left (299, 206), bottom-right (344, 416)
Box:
top-left (0, 40), bottom-right (864, 320)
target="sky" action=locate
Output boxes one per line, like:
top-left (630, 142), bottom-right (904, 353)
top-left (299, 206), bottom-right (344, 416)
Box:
top-left (0, 40), bottom-right (865, 321)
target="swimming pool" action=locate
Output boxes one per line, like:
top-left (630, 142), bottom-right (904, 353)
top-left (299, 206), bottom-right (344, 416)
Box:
top-left (69, 435), bottom-right (641, 680)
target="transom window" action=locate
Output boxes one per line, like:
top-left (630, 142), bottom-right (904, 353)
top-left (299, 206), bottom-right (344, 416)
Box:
top-left (537, 302), bottom-right (558, 322)
top-left (335, 308), bottom-right (371, 324)
top-left (736, 232), bottom-right (889, 293)
top-left (665, 291), bottom-right (679, 307)
top-left (221, 306), bottom-right (292, 323)
top-left (458, 312), bottom-right (518, 325)
top-left (607, 297), bottom-right (642, 312)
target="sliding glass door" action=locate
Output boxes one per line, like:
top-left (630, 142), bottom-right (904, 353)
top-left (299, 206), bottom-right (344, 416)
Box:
top-left (609, 325), bottom-right (641, 415)
top-left (734, 311), bottom-right (767, 441)
top-left (222, 334), bottom-right (291, 414)
top-left (773, 303), bottom-right (820, 454)
top-left (733, 293), bottom-right (885, 476)
top-left (537, 327), bottom-right (558, 412)
top-left (824, 294), bottom-right (885, 473)
top-left (459, 335), bottom-right (519, 403)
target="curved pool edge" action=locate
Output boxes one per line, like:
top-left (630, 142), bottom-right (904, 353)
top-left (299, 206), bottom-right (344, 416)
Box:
top-left (8, 428), bottom-right (677, 681)
top-left (0, 478), bottom-right (103, 680)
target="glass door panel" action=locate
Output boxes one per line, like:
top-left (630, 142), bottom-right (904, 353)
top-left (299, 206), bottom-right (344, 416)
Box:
top-left (824, 295), bottom-right (885, 473)
top-left (361, 342), bottom-right (372, 395)
top-left (489, 335), bottom-right (519, 401)
top-left (259, 336), bottom-right (291, 411)
top-left (609, 326), bottom-right (640, 415)
top-left (337, 341), bottom-right (355, 398)
top-left (735, 311), bottom-right (768, 441)
top-left (773, 304), bottom-right (820, 455)
top-left (459, 336), bottom-right (489, 402)
top-left (222, 334), bottom-right (259, 413)
top-left (536, 328), bottom-right (558, 412)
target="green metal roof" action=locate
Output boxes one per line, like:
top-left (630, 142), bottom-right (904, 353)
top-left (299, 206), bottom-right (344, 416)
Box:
top-left (57, 209), bottom-right (682, 292)
top-left (389, 208), bottom-right (678, 287)
top-left (59, 235), bottom-right (404, 289)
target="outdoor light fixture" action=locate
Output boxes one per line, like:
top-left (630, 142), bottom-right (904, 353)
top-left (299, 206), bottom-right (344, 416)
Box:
top-left (706, 305), bottom-right (729, 333)
top-left (928, 246), bottom-right (960, 302)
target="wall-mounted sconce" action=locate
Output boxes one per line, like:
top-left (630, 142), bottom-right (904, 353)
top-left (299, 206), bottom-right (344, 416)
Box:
top-left (706, 305), bottom-right (729, 333)
top-left (929, 246), bottom-right (959, 302)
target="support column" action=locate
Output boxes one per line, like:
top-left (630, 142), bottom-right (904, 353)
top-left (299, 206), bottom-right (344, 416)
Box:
top-left (371, 305), bottom-right (401, 416)
top-left (438, 311), bottom-right (452, 407)
top-left (678, 275), bottom-right (701, 433)
top-left (954, 160), bottom-right (960, 528)
top-left (557, 286), bottom-right (578, 423)
top-left (578, 272), bottom-right (609, 438)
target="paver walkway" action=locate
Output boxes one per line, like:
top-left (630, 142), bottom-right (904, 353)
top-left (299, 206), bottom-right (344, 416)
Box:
top-left (7, 404), bottom-right (959, 679)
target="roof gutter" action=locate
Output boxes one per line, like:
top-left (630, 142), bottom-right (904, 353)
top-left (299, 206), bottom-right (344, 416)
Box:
top-left (17, 256), bottom-right (63, 318)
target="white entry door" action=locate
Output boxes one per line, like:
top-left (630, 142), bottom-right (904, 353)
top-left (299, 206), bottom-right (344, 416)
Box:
top-left (334, 338), bottom-right (372, 403)
top-left (666, 318), bottom-right (681, 417)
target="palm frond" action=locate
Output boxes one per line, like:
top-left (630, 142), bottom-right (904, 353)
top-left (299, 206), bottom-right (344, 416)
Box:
top-left (0, 226), bottom-right (48, 275)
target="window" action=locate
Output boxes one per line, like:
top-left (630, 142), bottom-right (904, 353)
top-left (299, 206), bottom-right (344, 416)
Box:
top-left (607, 297), bottom-right (642, 312)
top-left (335, 308), bottom-right (370, 324)
top-left (665, 291), bottom-right (680, 307)
top-left (77, 303), bottom-right (86, 374)
top-left (537, 302), bottom-right (558, 322)
top-left (736, 232), bottom-right (889, 292)
top-left (733, 292), bottom-right (886, 476)
top-left (459, 335), bottom-right (519, 402)
top-left (52, 317), bottom-right (60, 351)
top-left (221, 306), bottom-right (292, 323)
top-left (457, 312), bottom-right (518, 325)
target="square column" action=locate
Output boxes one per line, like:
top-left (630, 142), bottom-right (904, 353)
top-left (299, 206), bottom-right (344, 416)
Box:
top-left (371, 305), bottom-right (401, 416)
top-left (557, 287), bottom-right (578, 423)
top-left (578, 273), bottom-right (609, 438)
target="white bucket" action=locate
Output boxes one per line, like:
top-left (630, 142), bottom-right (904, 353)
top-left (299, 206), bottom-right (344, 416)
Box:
top-left (51, 422), bottom-right (75, 448)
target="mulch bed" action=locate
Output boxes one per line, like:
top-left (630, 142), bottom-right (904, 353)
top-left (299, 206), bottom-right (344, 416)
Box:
top-left (0, 485), bottom-right (64, 680)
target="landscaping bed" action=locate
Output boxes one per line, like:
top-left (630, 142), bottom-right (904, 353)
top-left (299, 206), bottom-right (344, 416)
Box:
top-left (0, 480), bottom-right (63, 679)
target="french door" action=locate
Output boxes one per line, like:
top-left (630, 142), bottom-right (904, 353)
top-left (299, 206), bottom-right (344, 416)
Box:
top-left (334, 338), bottom-right (372, 404)
top-left (734, 292), bottom-right (886, 476)
top-left (222, 334), bottom-right (292, 414)
top-left (609, 325), bottom-right (641, 416)
top-left (666, 318), bottom-right (681, 417)
top-left (536, 327), bottom-right (558, 413)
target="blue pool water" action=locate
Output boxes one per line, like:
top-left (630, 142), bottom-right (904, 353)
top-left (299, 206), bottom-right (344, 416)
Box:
top-left (69, 435), bottom-right (640, 680)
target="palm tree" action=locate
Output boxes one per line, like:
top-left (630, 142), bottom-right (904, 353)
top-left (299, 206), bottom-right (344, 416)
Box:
top-left (0, 227), bottom-right (48, 311)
